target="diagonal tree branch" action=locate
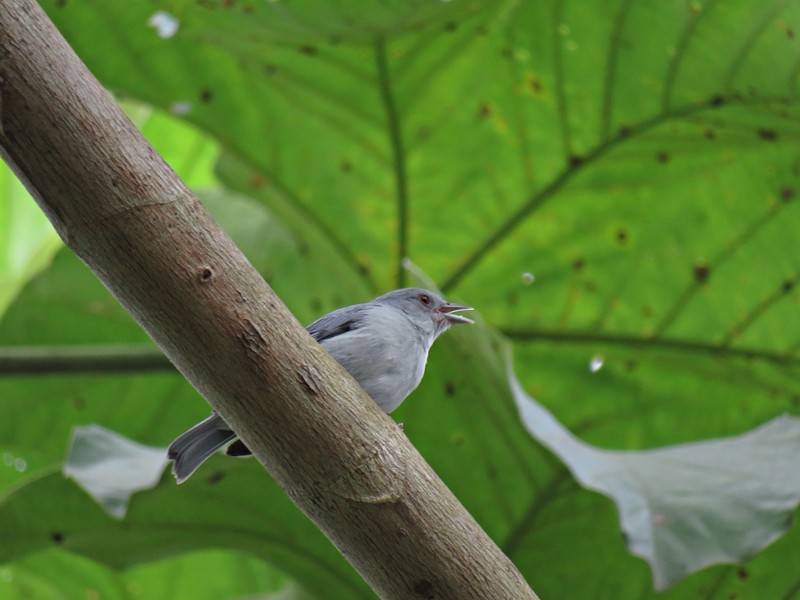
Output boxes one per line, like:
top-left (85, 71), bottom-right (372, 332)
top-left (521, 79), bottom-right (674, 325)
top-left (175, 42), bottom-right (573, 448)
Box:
top-left (0, 2), bottom-right (538, 599)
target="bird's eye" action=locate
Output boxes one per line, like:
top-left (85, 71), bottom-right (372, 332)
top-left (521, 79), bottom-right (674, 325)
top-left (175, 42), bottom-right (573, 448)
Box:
top-left (418, 293), bottom-right (431, 305)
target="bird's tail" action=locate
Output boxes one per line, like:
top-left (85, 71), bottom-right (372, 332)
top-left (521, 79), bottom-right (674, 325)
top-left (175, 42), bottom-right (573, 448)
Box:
top-left (167, 413), bottom-right (236, 483)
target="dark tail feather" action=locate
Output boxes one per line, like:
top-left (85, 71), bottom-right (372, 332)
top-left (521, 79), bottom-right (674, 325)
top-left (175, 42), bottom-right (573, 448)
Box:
top-left (225, 439), bottom-right (252, 456)
top-left (168, 413), bottom-right (236, 483)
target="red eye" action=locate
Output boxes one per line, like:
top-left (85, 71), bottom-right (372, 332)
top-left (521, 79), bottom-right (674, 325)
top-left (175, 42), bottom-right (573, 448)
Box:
top-left (418, 293), bottom-right (431, 305)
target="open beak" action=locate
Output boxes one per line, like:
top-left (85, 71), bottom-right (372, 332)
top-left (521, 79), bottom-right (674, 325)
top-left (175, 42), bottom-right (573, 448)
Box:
top-left (436, 302), bottom-right (474, 325)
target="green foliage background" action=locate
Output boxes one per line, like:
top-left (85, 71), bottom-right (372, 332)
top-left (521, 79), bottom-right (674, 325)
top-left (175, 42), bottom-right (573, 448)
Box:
top-left (2, 0), bottom-right (800, 598)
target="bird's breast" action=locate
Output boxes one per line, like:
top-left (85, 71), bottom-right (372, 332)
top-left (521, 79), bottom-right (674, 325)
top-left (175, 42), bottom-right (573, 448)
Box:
top-left (320, 313), bottom-right (432, 413)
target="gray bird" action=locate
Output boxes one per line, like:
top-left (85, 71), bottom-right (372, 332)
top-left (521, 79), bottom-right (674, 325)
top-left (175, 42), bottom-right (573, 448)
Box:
top-left (168, 288), bottom-right (473, 483)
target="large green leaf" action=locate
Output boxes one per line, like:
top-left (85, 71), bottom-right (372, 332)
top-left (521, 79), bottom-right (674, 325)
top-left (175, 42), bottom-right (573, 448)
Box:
top-left (2, 0), bottom-right (800, 598)
top-left (0, 466), bottom-right (369, 598)
top-left (0, 164), bottom-right (61, 318)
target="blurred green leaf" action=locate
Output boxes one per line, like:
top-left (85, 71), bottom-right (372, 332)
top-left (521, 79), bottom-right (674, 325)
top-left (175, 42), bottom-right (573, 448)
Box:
top-left (2, 548), bottom-right (296, 600)
top-left (0, 165), bottom-right (61, 318)
top-left (0, 467), bottom-right (370, 599)
top-left (2, 0), bottom-right (800, 598)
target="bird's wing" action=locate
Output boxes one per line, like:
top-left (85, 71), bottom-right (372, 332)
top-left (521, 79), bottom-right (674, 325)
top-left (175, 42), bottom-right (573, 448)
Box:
top-left (305, 302), bottom-right (371, 342)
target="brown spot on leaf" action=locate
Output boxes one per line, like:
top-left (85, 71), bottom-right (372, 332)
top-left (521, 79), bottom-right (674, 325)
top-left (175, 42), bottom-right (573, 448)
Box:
top-left (207, 471), bottom-right (226, 485)
top-left (693, 261), bottom-right (710, 283)
top-left (451, 433), bottom-right (466, 446)
top-left (444, 381), bottom-right (456, 397)
top-left (298, 45), bottom-right (318, 55)
top-left (781, 186), bottom-right (795, 202)
top-left (757, 128), bottom-right (778, 141)
top-left (199, 89), bottom-right (214, 103)
top-left (656, 151), bottom-right (671, 164)
top-left (51, 532), bottom-right (65, 545)
top-left (616, 228), bottom-right (629, 244)
top-left (569, 154), bottom-right (584, 168)
top-left (249, 174), bottom-right (266, 189)
top-left (573, 257), bottom-right (586, 272)
top-left (709, 95), bottom-right (725, 108)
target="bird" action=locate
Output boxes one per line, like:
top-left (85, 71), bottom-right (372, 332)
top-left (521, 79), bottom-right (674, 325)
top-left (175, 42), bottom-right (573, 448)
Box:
top-left (167, 287), bottom-right (474, 483)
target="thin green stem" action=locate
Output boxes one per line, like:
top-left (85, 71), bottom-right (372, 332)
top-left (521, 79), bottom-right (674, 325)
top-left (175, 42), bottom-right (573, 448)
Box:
top-left (502, 328), bottom-right (800, 366)
top-left (0, 345), bottom-right (172, 375)
top-left (503, 470), bottom-right (573, 559)
top-left (599, 0), bottom-right (633, 140)
top-left (552, 0), bottom-right (572, 160)
top-left (375, 36), bottom-right (409, 289)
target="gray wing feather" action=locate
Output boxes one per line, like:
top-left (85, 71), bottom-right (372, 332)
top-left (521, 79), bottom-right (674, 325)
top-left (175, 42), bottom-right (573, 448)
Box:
top-left (305, 303), bottom-right (370, 342)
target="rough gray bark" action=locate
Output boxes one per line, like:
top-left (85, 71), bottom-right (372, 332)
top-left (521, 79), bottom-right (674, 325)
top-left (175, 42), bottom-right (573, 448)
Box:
top-left (0, 2), bottom-right (539, 598)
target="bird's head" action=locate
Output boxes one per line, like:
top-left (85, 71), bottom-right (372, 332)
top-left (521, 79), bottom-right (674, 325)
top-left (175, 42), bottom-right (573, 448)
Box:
top-left (376, 288), bottom-right (474, 336)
